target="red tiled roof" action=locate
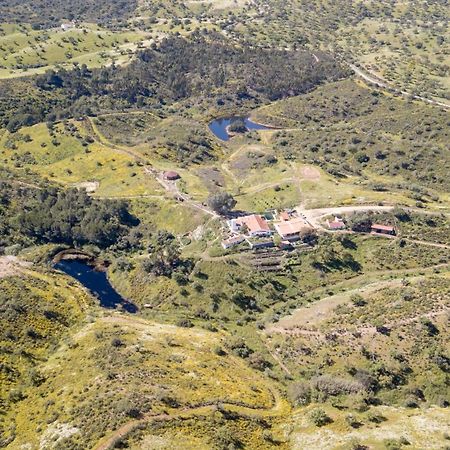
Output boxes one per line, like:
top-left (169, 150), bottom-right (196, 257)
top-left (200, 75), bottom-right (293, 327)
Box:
top-left (329, 221), bottom-right (345, 229)
top-left (274, 217), bottom-right (311, 237)
top-left (236, 214), bottom-right (270, 233)
top-left (371, 223), bottom-right (395, 232)
top-left (280, 211), bottom-right (290, 221)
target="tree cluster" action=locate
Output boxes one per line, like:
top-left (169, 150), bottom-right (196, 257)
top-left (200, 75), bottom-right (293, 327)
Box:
top-left (0, 33), bottom-right (346, 132)
top-left (0, 0), bottom-right (136, 28)
top-left (0, 184), bottom-right (137, 248)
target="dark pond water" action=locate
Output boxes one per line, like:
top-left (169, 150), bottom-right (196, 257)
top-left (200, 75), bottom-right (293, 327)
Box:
top-left (208, 117), bottom-right (272, 141)
top-left (55, 260), bottom-right (138, 313)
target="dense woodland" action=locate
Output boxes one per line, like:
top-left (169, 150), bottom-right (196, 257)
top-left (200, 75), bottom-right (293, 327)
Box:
top-left (0, 32), bottom-right (347, 132)
top-left (0, 184), bottom-right (136, 248)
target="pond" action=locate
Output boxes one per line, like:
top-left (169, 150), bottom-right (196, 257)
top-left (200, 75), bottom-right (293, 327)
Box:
top-left (55, 260), bottom-right (138, 313)
top-left (208, 117), bottom-right (272, 141)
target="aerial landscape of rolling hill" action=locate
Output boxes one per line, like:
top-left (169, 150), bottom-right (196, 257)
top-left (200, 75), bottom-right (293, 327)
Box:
top-left (0, 0), bottom-right (449, 449)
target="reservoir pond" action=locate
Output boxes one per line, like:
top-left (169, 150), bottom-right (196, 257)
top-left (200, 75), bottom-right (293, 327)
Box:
top-left (55, 260), bottom-right (138, 313)
top-left (208, 117), bottom-right (272, 141)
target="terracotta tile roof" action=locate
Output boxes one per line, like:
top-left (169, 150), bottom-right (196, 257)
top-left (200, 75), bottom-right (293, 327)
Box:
top-left (371, 223), bottom-right (395, 232)
top-left (328, 220), bottom-right (345, 229)
top-left (274, 217), bottom-right (311, 236)
top-left (237, 214), bottom-right (270, 233)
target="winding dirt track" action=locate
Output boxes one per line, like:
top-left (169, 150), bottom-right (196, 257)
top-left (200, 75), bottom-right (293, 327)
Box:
top-left (267, 264), bottom-right (450, 335)
top-left (88, 315), bottom-right (288, 450)
top-left (94, 393), bottom-right (287, 450)
top-left (349, 63), bottom-right (450, 110)
top-left (84, 117), bottom-right (219, 217)
top-left (298, 204), bottom-right (450, 230)
top-left (298, 204), bottom-right (395, 228)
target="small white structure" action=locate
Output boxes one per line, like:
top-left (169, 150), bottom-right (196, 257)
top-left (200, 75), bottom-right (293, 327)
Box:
top-left (61, 22), bottom-right (75, 31)
top-left (221, 235), bottom-right (245, 249)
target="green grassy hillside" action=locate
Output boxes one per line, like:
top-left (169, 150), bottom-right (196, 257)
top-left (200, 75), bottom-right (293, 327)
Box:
top-left (0, 263), bottom-right (93, 445)
top-left (0, 23), bottom-right (148, 79)
top-left (253, 80), bottom-right (450, 194)
top-left (268, 274), bottom-right (449, 405)
top-left (7, 314), bottom-right (281, 449)
top-left (0, 121), bottom-right (163, 197)
top-left (0, 3), bottom-right (449, 448)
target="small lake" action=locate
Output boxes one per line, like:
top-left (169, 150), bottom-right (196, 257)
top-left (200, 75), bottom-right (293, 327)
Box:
top-left (208, 117), bottom-right (272, 141)
top-left (55, 260), bottom-right (138, 313)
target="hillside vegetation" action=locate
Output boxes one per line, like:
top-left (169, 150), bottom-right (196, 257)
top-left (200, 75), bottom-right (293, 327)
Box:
top-left (0, 266), bottom-right (92, 446)
top-left (227, 0), bottom-right (450, 103)
top-left (7, 315), bottom-right (279, 449)
top-left (0, 1), bottom-right (449, 449)
top-left (0, 33), bottom-right (346, 132)
top-left (253, 79), bottom-right (450, 193)
top-left (0, 23), bottom-right (147, 79)
top-left (0, 0), bottom-right (138, 29)
top-left (269, 275), bottom-right (449, 406)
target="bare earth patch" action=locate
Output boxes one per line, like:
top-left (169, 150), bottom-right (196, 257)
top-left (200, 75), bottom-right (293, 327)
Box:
top-left (185, 0), bottom-right (247, 9)
top-left (196, 167), bottom-right (225, 193)
top-left (0, 256), bottom-right (32, 279)
top-left (40, 423), bottom-right (80, 449)
top-left (72, 181), bottom-right (99, 193)
top-left (290, 406), bottom-right (449, 449)
top-left (299, 166), bottom-right (321, 181)
top-left (268, 279), bottom-right (405, 332)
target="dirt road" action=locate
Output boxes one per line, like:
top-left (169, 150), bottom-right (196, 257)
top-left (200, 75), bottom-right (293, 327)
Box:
top-left (143, 167), bottom-right (219, 218)
top-left (297, 204), bottom-right (395, 228)
top-left (268, 278), bottom-right (406, 332)
top-left (267, 264), bottom-right (449, 334)
top-left (91, 317), bottom-right (288, 450)
top-left (349, 63), bottom-right (450, 110)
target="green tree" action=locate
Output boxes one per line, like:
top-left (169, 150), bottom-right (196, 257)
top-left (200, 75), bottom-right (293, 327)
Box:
top-left (207, 192), bottom-right (236, 215)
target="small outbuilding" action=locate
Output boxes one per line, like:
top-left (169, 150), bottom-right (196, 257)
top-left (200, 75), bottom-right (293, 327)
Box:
top-left (221, 235), bottom-right (245, 249)
top-left (327, 217), bottom-right (346, 230)
top-left (61, 22), bottom-right (75, 31)
top-left (248, 239), bottom-right (274, 250)
top-left (163, 171), bottom-right (180, 181)
top-left (371, 224), bottom-right (396, 235)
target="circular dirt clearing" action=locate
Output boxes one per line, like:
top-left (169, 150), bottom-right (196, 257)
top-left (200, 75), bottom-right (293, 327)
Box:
top-left (299, 166), bottom-right (321, 181)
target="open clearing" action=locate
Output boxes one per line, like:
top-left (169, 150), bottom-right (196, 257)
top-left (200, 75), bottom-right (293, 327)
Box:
top-left (0, 255), bottom-right (31, 278)
top-left (290, 405), bottom-right (450, 450)
top-left (269, 278), bottom-right (406, 331)
top-left (0, 23), bottom-right (149, 79)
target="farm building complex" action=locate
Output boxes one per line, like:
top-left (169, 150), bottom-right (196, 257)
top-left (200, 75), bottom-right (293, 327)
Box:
top-left (274, 216), bottom-right (312, 241)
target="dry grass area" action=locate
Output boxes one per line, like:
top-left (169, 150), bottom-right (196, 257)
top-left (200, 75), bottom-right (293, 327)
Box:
top-left (185, 0), bottom-right (248, 9)
top-left (0, 255), bottom-right (32, 278)
top-left (8, 313), bottom-right (276, 449)
top-left (269, 278), bottom-right (406, 332)
top-left (288, 404), bottom-right (450, 449)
